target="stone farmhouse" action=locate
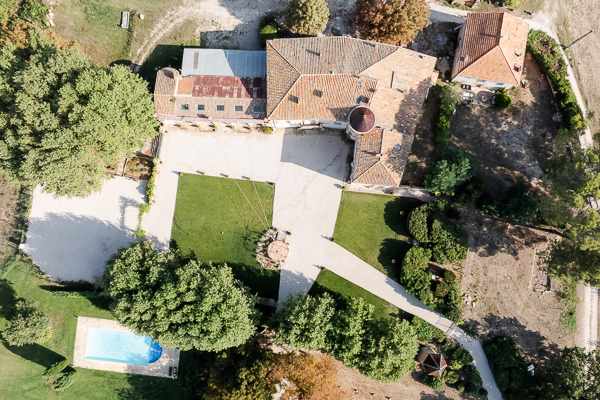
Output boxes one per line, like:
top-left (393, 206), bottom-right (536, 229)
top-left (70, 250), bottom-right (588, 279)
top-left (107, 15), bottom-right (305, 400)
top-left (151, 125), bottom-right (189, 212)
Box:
top-left (154, 37), bottom-right (438, 187)
top-left (451, 12), bottom-right (529, 90)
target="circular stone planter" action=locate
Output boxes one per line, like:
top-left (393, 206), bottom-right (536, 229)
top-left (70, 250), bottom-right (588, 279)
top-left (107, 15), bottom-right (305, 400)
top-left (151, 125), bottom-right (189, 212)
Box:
top-left (267, 240), bottom-right (289, 262)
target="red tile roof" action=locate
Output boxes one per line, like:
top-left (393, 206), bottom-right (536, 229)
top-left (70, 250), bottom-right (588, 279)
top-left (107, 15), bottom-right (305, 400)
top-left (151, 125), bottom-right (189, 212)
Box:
top-left (453, 12), bottom-right (529, 85)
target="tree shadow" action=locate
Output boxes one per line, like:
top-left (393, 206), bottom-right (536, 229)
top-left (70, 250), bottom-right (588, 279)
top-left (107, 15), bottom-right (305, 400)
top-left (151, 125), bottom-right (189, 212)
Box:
top-left (226, 262), bottom-right (280, 300)
top-left (419, 391), bottom-right (453, 399)
top-left (24, 213), bottom-right (158, 283)
top-left (138, 44), bottom-right (184, 90)
top-left (383, 197), bottom-right (423, 236)
top-left (1, 340), bottom-right (65, 368)
top-left (377, 238), bottom-right (410, 280)
top-left (0, 278), bottom-right (17, 320)
top-left (464, 314), bottom-right (561, 369)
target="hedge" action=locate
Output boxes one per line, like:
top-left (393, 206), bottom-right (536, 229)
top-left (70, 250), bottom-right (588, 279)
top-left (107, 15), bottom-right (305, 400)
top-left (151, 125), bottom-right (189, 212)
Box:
top-left (258, 16), bottom-right (278, 46)
top-left (408, 204), bottom-right (430, 242)
top-left (527, 30), bottom-right (585, 131)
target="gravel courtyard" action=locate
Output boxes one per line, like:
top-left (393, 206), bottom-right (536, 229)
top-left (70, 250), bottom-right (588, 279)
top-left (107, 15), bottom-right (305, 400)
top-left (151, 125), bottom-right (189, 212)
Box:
top-left (23, 177), bottom-right (146, 282)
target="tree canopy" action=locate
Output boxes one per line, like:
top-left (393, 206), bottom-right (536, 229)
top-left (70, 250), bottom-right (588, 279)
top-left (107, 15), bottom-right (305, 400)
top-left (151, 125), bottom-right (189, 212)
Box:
top-left (273, 294), bottom-right (418, 382)
top-left (0, 31), bottom-right (158, 197)
top-left (424, 149), bottom-right (475, 196)
top-left (104, 241), bottom-right (259, 352)
top-left (355, 0), bottom-right (429, 45)
top-left (2, 299), bottom-right (50, 346)
top-left (286, 0), bottom-right (330, 36)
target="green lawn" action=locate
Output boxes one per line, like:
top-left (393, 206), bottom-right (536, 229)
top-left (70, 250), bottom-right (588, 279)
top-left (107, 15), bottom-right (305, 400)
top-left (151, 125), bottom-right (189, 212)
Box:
top-left (332, 192), bottom-right (423, 279)
top-left (0, 258), bottom-right (188, 400)
top-left (309, 269), bottom-right (398, 320)
top-left (171, 174), bottom-right (279, 299)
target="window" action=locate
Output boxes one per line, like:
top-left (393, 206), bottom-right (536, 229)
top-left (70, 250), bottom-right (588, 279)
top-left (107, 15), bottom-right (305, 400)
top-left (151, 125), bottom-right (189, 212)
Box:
top-left (196, 104), bottom-right (205, 112)
top-left (180, 104), bottom-right (189, 111)
top-left (253, 106), bottom-right (263, 114)
top-left (234, 105), bottom-right (243, 113)
top-left (313, 89), bottom-right (323, 97)
top-left (289, 95), bottom-right (299, 103)
top-left (216, 105), bottom-right (225, 112)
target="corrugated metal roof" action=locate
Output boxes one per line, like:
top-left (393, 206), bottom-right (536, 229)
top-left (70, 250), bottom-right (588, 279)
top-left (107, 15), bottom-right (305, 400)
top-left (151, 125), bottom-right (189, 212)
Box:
top-left (181, 49), bottom-right (267, 77)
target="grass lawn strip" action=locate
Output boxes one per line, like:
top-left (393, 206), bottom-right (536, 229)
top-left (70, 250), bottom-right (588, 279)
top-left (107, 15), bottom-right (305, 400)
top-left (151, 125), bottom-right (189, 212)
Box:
top-left (0, 258), bottom-right (186, 399)
top-left (309, 268), bottom-right (399, 320)
top-left (333, 191), bottom-right (423, 279)
top-left (171, 174), bottom-right (279, 299)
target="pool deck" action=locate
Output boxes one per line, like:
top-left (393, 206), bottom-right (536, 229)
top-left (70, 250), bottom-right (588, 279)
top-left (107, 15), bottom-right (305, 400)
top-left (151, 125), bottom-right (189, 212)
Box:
top-left (73, 316), bottom-right (180, 378)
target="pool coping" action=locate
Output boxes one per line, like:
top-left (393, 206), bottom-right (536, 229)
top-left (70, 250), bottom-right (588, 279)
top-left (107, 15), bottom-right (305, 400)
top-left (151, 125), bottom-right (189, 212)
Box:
top-left (73, 316), bottom-right (180, 378)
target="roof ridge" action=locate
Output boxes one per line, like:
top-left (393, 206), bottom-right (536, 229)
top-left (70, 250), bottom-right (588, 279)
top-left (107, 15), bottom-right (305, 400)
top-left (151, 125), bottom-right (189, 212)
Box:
top-left (266, 41), bottom-right (302, 118)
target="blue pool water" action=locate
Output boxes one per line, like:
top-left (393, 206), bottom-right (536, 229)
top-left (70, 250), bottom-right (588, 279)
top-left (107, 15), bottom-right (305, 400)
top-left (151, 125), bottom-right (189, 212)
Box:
top-left (85, 328), bottom-right (162, 365)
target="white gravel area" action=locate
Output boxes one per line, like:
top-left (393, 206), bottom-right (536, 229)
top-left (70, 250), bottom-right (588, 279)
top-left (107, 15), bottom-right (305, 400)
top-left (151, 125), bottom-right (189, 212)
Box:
top-left (23, 177), bottom-right (146, 282)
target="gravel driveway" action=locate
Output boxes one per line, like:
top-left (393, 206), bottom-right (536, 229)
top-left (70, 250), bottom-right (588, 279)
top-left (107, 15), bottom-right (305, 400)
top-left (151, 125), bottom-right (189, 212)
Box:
top-left (23, 178), bottom-right (146, 282)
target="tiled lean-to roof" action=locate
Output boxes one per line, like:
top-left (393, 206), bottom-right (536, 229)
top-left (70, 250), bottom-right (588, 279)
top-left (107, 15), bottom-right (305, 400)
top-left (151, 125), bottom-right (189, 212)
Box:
top-left (454, 12), bottom-right (529, 85)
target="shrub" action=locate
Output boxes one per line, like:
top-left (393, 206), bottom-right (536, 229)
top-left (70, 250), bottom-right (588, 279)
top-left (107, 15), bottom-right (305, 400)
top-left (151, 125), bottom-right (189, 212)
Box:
top-left (19, 0), bottom-right (49, 26)
top-left (456, 382), bottom-right (465, 392)
top-left (479, 387), bottom-right (489, 397)
top-left (477, 192), bottom-right (498, 215)
top-left (423, 375), bottom-right (445, 392)
top-left (527, 30), bottom-right (585, 131)
top-left (443, 370), bottom-right (460, 385)
top-left (484, 336), bottom-right (530, 394)
top-left (449, 347), bottom-right (473, 370)
top-left (435, 282), bottom-right (450, 298)
top-left (0, 0), bottom-right (18, 24)
top-left (286, 0), bottom-right (329, 36)
top-left (263, 126), bottom-right (272, 134)
top-left (413, 316), bottom-right (434, 341)
top-left (408, 204), bottom-right (430, 242)
top-left (465, 381), bottom-right (479, 396)
top-left (2, 299), bottom-right (50, 346)
top-left (444, 270), bottom-right (456, 284)
top-left (464, 364), bottom-right (483, 386)
top-left (454, 176), bottom-right (484, 205)
top-left (400, 247), bottom-right (433, 305)
top-left (435, 85), bottom-right (461, 147)
top-left (424, 149), bottom-right (474, 196)
top-left (494, 88), bottom-right (512, 109)
top-left (52, 370), bottom-right (77, 392)
top-left (430, 220), bottom-right (469, 265)
top-left (258, 16), bottom-right (278, 46)
top-left (498, 181), bottom-right (539, 223)
top-left (43, 359), bottom-right (69, 378)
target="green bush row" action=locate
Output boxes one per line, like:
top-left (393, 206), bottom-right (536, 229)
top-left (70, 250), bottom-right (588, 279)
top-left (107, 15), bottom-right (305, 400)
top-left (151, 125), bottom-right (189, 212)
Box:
top-left (527, 30), bottom-right (585, 131)
top-left (50, 291), bottom-right (103, 299)
top-left (135, 158), bottom-right (159, 237)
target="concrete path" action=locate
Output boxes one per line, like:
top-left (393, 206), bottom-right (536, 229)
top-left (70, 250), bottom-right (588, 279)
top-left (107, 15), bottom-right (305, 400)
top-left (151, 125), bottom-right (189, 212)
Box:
top-left (307, 239), bottom-right (503, 400)
top-left (582, 285), bottom-right (599, 352)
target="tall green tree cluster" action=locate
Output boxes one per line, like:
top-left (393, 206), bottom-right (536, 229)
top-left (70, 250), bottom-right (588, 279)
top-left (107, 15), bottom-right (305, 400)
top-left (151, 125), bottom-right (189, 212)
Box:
top-left (541, 149), bottom-right (600, 285)
top-left (272, 293), bottom-right (418, 383)
top-left (104, 241), bottom-right (259, 352)
top-left (0, 31), bottom-right (158, 197)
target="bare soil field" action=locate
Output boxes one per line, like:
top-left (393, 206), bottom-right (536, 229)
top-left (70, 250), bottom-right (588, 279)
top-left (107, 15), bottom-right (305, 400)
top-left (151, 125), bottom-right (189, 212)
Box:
top-left (449, 53), bottom-right (558, 199)
top-left (459, 206), bottom-right (582, 365)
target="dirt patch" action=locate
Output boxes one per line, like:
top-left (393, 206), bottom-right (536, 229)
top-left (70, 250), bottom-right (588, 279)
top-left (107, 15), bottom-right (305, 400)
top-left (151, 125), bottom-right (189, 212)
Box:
top-left (459, 206), bottom-right (581, 366)
top-left (0, 177), bottom-right (20, 260)
top-left (402, 85), bottom-right (442, 187)
top-left (449, 53), bottom-right (558, 199)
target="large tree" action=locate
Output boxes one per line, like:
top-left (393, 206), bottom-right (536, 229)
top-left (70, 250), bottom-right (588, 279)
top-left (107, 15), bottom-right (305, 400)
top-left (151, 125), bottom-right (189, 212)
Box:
top-left (286, 0), bottom-right (330, 36)
top-left (0, 31), bottom-right (158, 197)
top-left (424, 149), bottom-right (475, 196)
top-left (355, 0), bottom-right (429, 45)
top-left (104, 241), bottom-right (259, 352)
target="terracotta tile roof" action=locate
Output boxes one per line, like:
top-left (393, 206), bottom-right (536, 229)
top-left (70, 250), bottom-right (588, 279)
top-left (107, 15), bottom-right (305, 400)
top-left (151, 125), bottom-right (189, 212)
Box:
top-left (266, 37), bottom-right (437, 131)
top-left (454, 12), bottom-right (529, 85)
top-left (153, 68), bottom-right (267, 119)
top-left (352, 128), bottom-right (414, 186)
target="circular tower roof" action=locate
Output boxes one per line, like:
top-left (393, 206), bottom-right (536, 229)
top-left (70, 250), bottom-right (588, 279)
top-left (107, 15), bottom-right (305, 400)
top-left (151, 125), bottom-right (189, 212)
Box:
top-left (348, 106), bottom-right (376, 134)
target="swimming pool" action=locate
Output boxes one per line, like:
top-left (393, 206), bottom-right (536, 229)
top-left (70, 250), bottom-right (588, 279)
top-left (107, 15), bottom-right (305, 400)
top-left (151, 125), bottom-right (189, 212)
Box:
top-left (85, 327), bottom-right (162, 365)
